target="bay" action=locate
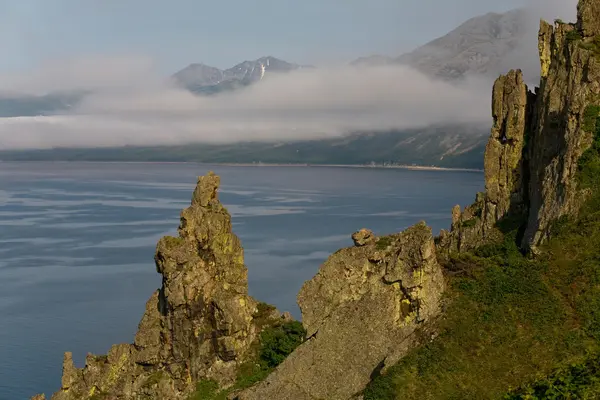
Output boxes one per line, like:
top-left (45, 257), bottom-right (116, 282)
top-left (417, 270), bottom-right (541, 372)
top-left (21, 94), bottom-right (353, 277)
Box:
top-left (0, 162), bottom-right (482, 399)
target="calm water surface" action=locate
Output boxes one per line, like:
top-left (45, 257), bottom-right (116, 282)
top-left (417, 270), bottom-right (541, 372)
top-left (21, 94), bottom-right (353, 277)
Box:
top-left (0, 162), bottom-right (483, 399)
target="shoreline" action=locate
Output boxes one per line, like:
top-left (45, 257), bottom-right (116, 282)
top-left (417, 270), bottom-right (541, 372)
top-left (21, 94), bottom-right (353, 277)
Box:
top-left (0, 160), bottom-right (483, 173)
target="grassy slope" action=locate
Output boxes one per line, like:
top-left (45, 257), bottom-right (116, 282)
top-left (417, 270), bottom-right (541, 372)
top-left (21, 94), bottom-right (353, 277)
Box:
top-left (363, 109), bottom-right (600, 400)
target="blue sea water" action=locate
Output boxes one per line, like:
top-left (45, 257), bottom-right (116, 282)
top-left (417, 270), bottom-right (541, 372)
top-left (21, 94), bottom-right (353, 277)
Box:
top-left (0, 162), bottom-right (483, 399)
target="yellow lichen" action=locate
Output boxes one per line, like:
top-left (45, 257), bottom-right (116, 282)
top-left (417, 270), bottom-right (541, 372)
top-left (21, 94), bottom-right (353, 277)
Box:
top-left (539, 39), bottom-right (551, 78)
top-left (238, 297), bottom-right (246, 307)
top-left (106, 352), bottom-right (129, 388)
top-left (88, 386), bottom-right (96, 397)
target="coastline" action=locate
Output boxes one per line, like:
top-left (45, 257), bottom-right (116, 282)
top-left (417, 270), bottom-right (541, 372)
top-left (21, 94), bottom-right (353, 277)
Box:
top-left (0, 160), bottom-right (483, 173)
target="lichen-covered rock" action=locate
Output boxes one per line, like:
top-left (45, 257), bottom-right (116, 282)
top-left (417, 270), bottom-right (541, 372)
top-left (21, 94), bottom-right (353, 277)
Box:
top-left (236, 222), bottom-right (444, 400)
top-left (39, 172), bottom-right (284, 400)
top-left (437, 72), bottom-right (532, 255)
top-left (439, 2), bottom-right (600, 254)
top-left (351, 228), bottom-right (375, 246)
top-left (522, 17), bottom-right (600, 251)
top-left (577, 0), bottom-right (600, 38)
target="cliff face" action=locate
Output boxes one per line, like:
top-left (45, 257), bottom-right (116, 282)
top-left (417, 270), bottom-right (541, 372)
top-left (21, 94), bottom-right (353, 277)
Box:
top-left (42, 173), bottom-right (289, 400)
top-left (437, 69), bottom-right (533, 254)
top-left (522, 11), bottom-right (600, 249)
top-left (236, 224), bottom-right (444, 400)
top-left (440, 0), bottom-right (600, 253)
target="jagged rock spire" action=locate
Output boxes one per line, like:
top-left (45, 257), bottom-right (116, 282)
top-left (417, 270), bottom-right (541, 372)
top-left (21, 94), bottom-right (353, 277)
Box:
top-left (40, 172), bottom-right (272, 400)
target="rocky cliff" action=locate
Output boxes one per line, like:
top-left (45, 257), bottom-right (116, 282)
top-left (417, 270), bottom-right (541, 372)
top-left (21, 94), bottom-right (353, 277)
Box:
top-left (235, 224), bottom-right (444, 400)
top-left (440, 0), bottom-right (600, 254)
top-left (34, 1), bottom-right (600, 399)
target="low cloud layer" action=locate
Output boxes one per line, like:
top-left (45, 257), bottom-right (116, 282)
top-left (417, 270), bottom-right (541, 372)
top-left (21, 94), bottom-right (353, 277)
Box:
top-left (0, 62), bottom-right (493, 150)
top-left (0, 0), bottom-right (579, 151)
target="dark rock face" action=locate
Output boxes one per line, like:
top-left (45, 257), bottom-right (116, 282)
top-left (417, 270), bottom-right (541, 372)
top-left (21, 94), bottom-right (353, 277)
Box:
top-left (40, 172), bottom-right (277, 400)
top-left (522, 16), bottom-right (600, 250)
top-left (236, 224), bottom-right (445, 400)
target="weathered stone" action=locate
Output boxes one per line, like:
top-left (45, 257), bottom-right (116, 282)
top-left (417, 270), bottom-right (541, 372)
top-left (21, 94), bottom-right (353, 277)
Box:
top-left (577, 0), bottom-right (600, 38)
top-left (438, 1), bottom-right (600, 254)
top-left (484, 69), bottom-right (529, 223)
top-left (30, 394), bottom-right (45, 400)
top-left (351, 228), bottom-right (375, 246)
top-left (60, 352), bottom-right (77, 390)
top-left (437, 70), bottom-right (532, 255)
top-left (237, 222), bottom-right (444, 400)
top-left (44, 172), bottom-right (279, 400)
top-left (522, 16), bottom-right (600, 250)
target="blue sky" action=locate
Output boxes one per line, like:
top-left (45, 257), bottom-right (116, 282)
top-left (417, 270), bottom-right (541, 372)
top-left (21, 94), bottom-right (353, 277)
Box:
top-left (0, 0), bottom-right (534, 73)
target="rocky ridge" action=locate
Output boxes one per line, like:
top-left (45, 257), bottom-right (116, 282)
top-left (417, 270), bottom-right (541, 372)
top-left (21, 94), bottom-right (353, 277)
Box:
top-left (34, 0), bottom-right (600, 398)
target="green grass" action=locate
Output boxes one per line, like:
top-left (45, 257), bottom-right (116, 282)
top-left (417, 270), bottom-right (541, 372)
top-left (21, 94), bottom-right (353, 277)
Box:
top-left (189, 321), bottom-right (306, 400)
top-left (363, 188), bottom-right (600, 399)
top-left (578, 105), bottom-right (600, 190)
top-left (505, 354), bottom-right (600, 399)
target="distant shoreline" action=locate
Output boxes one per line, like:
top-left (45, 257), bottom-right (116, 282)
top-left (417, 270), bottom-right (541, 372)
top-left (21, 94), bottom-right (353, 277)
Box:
top-left (0, 160), bottom-right (483, 172)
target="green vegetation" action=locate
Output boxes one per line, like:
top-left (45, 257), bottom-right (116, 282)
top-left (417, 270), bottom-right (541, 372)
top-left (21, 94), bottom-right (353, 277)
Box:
top-left (578, 105), bottom-right (600, 190)
top-left (376, 236), bottom-right (394, 250)
top-left (189, 321), bottom-right (306, 400)
top-left (582, 105), bottom-right (600, 133)
top-left (251, 302), bottom-right (278, 330)
top-left (505, 354), bottom-right (600, 399)
top-left (566, 29), bottom-right (583, 43)
top-left (363, 185), bottom-right (600, 398)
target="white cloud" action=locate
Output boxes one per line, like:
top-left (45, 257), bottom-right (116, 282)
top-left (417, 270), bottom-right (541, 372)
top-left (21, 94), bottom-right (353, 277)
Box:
top-left (0, 0), bottom-right (580, 151)
top-left (0, 58), bottom-right (492, 150)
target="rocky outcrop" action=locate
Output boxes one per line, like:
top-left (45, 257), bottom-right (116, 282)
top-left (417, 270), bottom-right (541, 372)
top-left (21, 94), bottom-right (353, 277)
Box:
top-left (522, 13), bottom-right (600, 250)
top-left (438, 69), bottom-right (533, 254)
top-left (38, 172), bottom-right (288, 400)
top-left (440, 0), bottom-right (600, 253)
top-left (235, 223), bottom-right (444, 400)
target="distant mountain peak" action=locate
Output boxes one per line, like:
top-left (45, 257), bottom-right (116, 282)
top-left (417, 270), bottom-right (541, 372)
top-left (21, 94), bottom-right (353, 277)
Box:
top-left (172, 56), bottom-right (309, 95)
top-left (349, 8), bottom-right (529, 81)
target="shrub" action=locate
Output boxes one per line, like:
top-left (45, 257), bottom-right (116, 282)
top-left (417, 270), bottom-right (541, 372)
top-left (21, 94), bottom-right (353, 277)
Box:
top-left (259, 321), bottom-right (306, 368)
top-left (578, 105), bottom-right (600, 189)
top-left (188, 321), bottom-right (306, 400)
top-left (505, 355), bottom-right (600, 399)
